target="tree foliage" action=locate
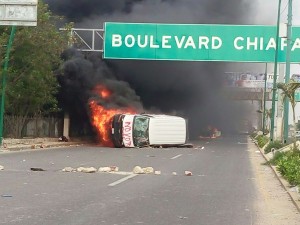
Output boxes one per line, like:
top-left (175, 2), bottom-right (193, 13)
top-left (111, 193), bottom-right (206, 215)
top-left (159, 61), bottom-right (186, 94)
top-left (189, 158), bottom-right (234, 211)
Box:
top-left (0, 0), bottom-right (73, 137)
top-left (277, 80), bottom-right (300, 149)
top-left (1, 0), bottom-right (72, 117)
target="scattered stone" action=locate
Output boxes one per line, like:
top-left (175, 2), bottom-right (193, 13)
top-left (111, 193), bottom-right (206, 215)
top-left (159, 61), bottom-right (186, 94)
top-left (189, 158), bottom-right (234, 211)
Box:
top-left (3, 143), bottom-right (7, 148)
top-left (76, 167), bottom-right (85, 172)
top-left (110, 166), bottom-right (119, 172)
top-left (143, 167), bottom-right (154, 174)
top-left (40, 144), bottom-right (46, 148)
top-left (62, 167), bottom-right (75, 172)
top-left (79, 167), bottom-right (97, 173)
top-left (172, 172), bottom-right (177, 175)
top-left (133, 166), bottom-right (145, 174)
top-left (154, 170), bottom-right (161, 175)
top-left (289, 186), bottom-right (299, 193)
top-left (0, 165), bottom-right (4, 171)
top-left (184, 171), bottom-right (192, 176)
top-left (98, 167), bottom-right (112, 172)
top-left (31, 145), bottom-right (36, 149)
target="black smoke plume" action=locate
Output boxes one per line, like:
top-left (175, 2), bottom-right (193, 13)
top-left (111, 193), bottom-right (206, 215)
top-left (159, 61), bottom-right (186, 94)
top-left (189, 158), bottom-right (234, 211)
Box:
top-left (51, 0), bottom-right (259, 138)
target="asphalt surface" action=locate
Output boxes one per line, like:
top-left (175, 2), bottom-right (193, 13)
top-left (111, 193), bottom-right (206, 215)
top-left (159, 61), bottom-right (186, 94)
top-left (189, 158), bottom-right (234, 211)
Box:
top-left (0, 135), bottom-right (289, 225)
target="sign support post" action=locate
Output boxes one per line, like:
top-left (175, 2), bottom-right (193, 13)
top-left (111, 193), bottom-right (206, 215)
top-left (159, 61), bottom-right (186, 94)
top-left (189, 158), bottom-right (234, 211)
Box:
top-left (270, 0), bottom-right (282, 142)
top-left (283, 0), bottom-right (293, 143)
top-left (0, 26), bottom-right (16, 145)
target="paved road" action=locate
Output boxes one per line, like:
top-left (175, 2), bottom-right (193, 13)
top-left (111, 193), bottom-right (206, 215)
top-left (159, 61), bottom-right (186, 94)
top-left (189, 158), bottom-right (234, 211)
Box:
top-left (0, 135), bottom-right (298, 225)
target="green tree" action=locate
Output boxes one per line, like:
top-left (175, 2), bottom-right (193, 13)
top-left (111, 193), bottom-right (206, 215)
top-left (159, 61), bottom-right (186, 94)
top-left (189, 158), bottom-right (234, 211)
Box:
top-left (277, 80), bottom-right (300, 149)
top-left (0, 0), bottom-right (73, 137)
top-left (264, 108), bottom-right (272, 133)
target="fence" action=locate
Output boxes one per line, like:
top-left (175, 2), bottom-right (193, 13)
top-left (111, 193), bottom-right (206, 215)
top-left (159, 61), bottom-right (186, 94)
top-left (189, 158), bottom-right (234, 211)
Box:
top-left (3, 115), bottom-right (63, 138)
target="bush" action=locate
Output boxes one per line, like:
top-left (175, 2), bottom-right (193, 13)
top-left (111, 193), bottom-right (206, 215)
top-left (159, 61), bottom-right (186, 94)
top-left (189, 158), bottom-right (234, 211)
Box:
top-left (276, 151), bottom-right (300, 186)
top-left (266, 151), bottom-right (286, 166)
top-left (264, 140), bottom-right (285, 154)
top-left (256, 135), bottom-right (269, 148)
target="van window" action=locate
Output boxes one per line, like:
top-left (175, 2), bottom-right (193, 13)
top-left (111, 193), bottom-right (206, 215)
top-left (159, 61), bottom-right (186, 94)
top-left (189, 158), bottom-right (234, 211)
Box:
top-left (133, 116), bottom-right (150, 146)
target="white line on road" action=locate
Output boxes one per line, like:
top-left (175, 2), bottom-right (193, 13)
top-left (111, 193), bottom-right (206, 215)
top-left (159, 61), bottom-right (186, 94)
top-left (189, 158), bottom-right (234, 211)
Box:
top-left (108, 174), bottom-right (138, 187)
top-left (171, 154), bottom-right (182, 159)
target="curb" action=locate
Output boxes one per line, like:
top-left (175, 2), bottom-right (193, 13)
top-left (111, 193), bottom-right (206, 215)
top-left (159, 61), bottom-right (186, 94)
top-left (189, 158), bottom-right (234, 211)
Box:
top-left (251, 137), bottom-right (300, 213)
top-left (0, 142), bottom-right (85, 153)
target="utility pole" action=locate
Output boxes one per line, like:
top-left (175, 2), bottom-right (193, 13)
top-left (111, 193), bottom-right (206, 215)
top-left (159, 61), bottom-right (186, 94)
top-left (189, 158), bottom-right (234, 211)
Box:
top-left (270, 0), bottom-right (282, 142)
top-left (262, 63), bottom-right (268, 134)
top-left (283, 0), bottom-right (293, 143)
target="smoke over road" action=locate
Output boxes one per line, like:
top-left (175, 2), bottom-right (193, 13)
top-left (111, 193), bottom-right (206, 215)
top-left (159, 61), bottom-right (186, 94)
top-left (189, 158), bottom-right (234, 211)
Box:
top-left (49, 0), bottom-right (261, 138)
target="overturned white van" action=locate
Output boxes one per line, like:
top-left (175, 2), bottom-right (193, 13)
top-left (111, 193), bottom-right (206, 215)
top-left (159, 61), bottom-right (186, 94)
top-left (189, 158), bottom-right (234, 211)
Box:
top-left (111, 114), bottom-right (188, 148)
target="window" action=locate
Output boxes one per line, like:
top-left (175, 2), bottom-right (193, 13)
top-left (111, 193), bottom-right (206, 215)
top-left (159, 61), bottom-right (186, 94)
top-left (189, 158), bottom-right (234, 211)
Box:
top-left (133, 116), bottom-right (150, 147)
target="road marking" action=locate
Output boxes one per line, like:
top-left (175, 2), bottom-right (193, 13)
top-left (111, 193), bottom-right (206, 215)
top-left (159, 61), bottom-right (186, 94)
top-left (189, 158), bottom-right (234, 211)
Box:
top-left (108, 174), bottom-right (138, 187)
top-left (171, 154), bottom-right (182, 159)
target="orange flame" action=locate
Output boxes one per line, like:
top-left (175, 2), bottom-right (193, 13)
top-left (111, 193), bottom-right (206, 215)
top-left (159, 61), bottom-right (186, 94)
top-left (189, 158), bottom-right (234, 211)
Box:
top-left (94, 85), bottom-right (111, 99)
top-left (89, 85), bottom-right (137, 146)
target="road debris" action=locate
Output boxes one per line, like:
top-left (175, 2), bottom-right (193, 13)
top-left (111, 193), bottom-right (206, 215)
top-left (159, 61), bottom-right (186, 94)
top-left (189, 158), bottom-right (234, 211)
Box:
top-left (58, 136), bottom-right (69, 142)
top-left (179, 216), bottom-right (188, 220)
top-left (30, 168), bottom-right (46, 171)
top-left (0, 165), bottom-right (4, 171)
top-left (154, 170), bottom-right (161, 175)
top-left (172, 172), bottom-right (177, 175)
top-left (77, 167), bottom-right (97, 173)
top-left (109, 166), bottom-right (119, 172)
top-left (1, 194), bottom-right (12, 198)
top-left (143, 167), bottom-right (154, 174)
top-left (62, 167), bottom-right (76, 172)
top-left (133, 166), bottom-right (145, 174)
top-left (98, 167), bottom-right (112, 172)
top-left (184, 171), bottom-right (193, 176)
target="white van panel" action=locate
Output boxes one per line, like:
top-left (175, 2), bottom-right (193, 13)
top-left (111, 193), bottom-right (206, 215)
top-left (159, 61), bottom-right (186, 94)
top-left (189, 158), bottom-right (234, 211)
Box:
top-left (148, 115), bottom-right (186, 145)
top-left (122, 115), bottom-right (135, 147)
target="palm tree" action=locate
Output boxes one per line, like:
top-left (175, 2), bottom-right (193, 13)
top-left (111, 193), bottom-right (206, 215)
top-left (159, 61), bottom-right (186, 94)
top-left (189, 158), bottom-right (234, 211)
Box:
top-left (277, 80), bottom-right (300, 150)
top-left (265, 108), bottom-right (272, 133)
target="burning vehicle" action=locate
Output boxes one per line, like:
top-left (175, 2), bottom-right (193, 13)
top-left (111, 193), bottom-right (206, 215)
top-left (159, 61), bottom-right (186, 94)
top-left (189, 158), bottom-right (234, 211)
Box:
top-left (111, 113), bottom-right (188, 148)
top-left (88, 85), bottom-right (187, 148)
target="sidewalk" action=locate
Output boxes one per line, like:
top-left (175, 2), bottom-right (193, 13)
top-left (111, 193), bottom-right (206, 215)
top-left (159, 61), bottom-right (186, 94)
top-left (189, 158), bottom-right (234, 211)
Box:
top-left (0, 137), bottom-right (86, 152)
top-left (252, 138), bottom-right (300, 212)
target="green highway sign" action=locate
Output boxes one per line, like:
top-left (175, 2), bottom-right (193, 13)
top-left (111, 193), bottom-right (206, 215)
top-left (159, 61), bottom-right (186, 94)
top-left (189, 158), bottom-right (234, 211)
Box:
top-left (103, 22), bottom-right (300, 62)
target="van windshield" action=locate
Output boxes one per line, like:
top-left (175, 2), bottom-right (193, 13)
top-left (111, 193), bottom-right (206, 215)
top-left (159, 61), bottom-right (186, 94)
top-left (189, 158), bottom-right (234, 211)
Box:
top-left (133, 116), bottom-right (150, 147)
